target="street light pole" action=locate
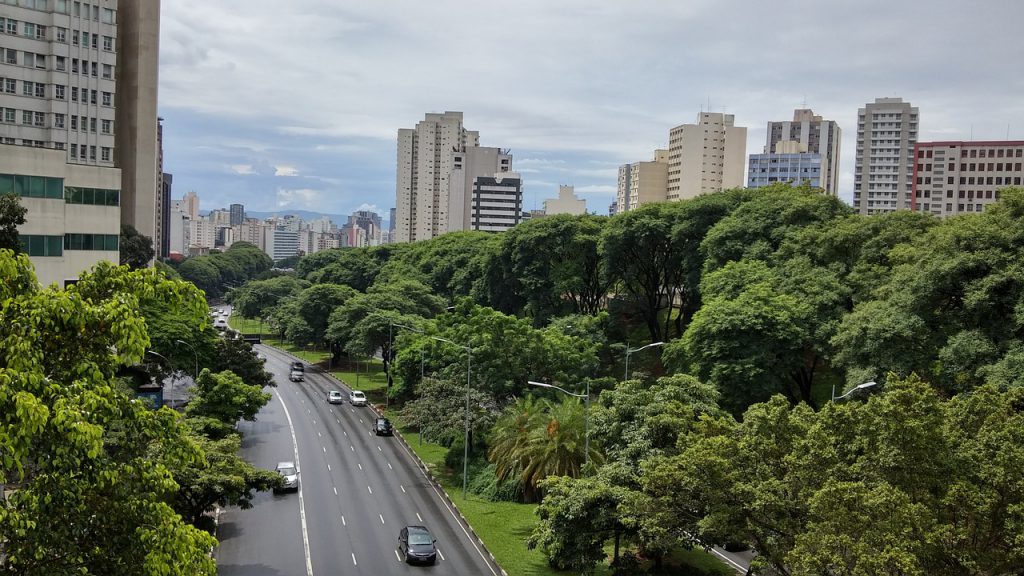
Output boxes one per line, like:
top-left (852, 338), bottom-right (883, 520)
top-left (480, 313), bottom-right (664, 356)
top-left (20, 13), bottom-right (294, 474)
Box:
top-left (527, 380), bottom-right (591, 468)
top-left (832, 380), bottom-right (878, 402)
top-left (175, 339), bottom-right (199, 380)
top-left (624, 341), bottom-right (665, 380)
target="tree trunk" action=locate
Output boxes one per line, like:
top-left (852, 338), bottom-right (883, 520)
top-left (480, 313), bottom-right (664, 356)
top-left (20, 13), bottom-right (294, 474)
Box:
top-left (613, 530), bottom-right (621, 565)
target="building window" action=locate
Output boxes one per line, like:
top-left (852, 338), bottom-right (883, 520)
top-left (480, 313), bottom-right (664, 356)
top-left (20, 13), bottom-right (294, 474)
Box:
top-left (2, 108), bottom-right (13, 123)
top-left (20, 235), bottom-right (64, 257)
top-left (101, 8), bottom-right (114, 24)
top-left (102, 35), bottom-right (112, 51)
top-left (90, 61), bottom-right (97, 76)
top-left (90, 34), bottom-right (97, 49)
top-left (55, 55), bottom-right (65, 70)
top-left (33, 112), bottom-right (44, 127)
top-left (90, 89), bottom-right (96, 104)
top-left (56, 0), bottom-right (67, 14)
top-left (101, 119), bottom-right (110, 133)
top-left (65, 233), bottom-right (119, 252)
top-left (54, 113), bottom-right (64, 128)
top-left (3, 49), bottom-right (15, 64)
top-left (89, 145), bottom-right (96, 160)
top-left (70, 143), bottom-right (77, 157)
top-left (71, 86), bottom-right (78, 101)
top-left (100, 146), bottom-right (110, 162)
top-left (4, 19), bottom-right (17, 35)
top-left (34, 83), bottom-right (44, 98)
top-left (0, 173), bottom-right (65, 199)
top-left (101, 91), bottom-right (111, 106)
top-left (21, 81), bottom-right (32, 96)
top-left (101, 64), bottom-right (111, 79)
top-left (21, 110), bottom-right (31, 125)
top-left (89, 117), bottom-right (96, 132)
top-left (65, 186), bottom-right (119, 206)
top-left (70, 115), bottom-right (77, 130)
top-left (3, 79), bottom-right (13, 93)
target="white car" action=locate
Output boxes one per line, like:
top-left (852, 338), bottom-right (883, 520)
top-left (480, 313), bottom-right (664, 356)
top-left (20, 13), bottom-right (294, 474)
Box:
top-left (349, 391), bottom-right (367, 406)
top-left (274, 461), bottom-right (299, 493)
top-left (327, 390), bottom-right (344, 404)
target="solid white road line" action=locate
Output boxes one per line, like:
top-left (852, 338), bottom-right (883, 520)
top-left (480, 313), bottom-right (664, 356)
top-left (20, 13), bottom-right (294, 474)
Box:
top-left (394, 550), bottom-right (402, 562)
top-left (710, 547), bottom-right (749, 573)
top-left (395, 436), bottom-right (498, 576)
top-left (438, 549), bottom-right (445, 561)
top-left (277, 391), bottom-right (314, 576)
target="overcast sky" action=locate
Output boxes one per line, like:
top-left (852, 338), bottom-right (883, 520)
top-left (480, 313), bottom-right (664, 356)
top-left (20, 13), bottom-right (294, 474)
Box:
top-left (158, 0), bottom-right (1024, 220)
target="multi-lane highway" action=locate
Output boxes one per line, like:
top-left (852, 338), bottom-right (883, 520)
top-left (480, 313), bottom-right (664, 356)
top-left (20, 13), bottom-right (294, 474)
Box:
top-left (215, 344), bottom-right (502, 576)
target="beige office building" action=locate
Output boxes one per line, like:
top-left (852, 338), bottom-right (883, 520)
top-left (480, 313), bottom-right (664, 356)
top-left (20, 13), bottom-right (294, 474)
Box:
top-left (765, 109), bottom-right (841, 195)
top-left (542, 185), bottom-right (586, 216)
top-left (394, 111), bottom-right (480, 242)
top-left (853, 98), bottom-right (919, 215)
top-left (447, 145), bottom-right (512, 232)
top-left (617, 149), bottom-right (669, 212)
top-left (912, 140), bottom-right (1024, 218)
top-left (667, 112), bottom-right (747, 201)
top-left (1, 0), bottom-right (161, 285)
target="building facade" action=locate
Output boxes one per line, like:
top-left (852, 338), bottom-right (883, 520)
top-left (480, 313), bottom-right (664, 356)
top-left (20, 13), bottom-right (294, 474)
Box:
top-left (448, 146), bottom-right (512, 232)
top-left (617, 150), bottom-right (669, 213)
top-left (470, 172), bottom-right (523, 233)
top-left (765, 109), bottom-right (841, 194)
top-left (667, 112), bottom-right (747, 201)
top-left (911, 141), bottom-right (1024, 217)
top-left (542, 185), bottom-right (586, 216)
top-left (182, 189), bottom-right (198, 219)
top-left (747, 150), bottom-right (823, 189)
top-left (853, 98), bottom-right (919, 215)
top-left (394, 111), bottom-right (480, 243)
top-left (158, 171), bottom-right (171, 257)
top-left (229, 202), bottom-right (244, 226)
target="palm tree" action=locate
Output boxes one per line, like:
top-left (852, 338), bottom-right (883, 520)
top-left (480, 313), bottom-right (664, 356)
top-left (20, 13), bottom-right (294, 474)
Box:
top-left (488, 394), bottom-right (545, 485)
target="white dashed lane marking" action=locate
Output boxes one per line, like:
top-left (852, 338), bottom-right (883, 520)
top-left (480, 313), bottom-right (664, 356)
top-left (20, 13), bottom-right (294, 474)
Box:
top-left (367, 485), bottom-right (373, 495)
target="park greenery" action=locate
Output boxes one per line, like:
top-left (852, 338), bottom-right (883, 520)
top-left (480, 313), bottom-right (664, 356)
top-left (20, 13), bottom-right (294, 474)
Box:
top-left (0, 249), bottom-right (278, 575)
top-left (218, 184), bottom-right (1024, 574)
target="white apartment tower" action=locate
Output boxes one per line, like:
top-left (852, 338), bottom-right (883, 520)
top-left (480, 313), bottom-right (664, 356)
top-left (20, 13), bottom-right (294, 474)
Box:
top-left (394, 111), bottom-right (480, 243)
top-left (617, 149), bottom-right (669, 212)
top-left (0, 0), bottom-right (161, 285)
top-left (667, 112), bottom-right (747, 201)
top-left (447, 145), bottom-right (512, 232)
top-left (854, 98), bottom-right (919, 215)
top-left (765, 109), bottom-right (841, 195)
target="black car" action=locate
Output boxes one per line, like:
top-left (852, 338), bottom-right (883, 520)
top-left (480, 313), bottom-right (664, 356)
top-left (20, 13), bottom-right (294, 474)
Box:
top-left (291, 361), bottom-right (304, 372)
top-left (398, 525), bottom-right (436, 565)
top-left (373, 417), bottom-right (394, 436)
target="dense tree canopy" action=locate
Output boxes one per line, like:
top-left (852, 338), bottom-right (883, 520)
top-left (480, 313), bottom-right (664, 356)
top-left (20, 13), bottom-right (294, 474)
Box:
top-left (119, 224), bottom-right (155, 269)
top-left (0, 192), bottom-right (26, 253)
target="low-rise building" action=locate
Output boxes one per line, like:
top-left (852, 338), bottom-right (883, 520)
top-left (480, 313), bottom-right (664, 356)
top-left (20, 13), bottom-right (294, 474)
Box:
top-left (912, 140), bottom-right (1024, 217)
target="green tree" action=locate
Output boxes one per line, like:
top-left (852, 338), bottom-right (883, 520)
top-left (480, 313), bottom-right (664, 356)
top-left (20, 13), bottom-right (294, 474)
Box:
top-left (229, 275), bottom-right (309, 323)
top-left (185, 369), bottom-right (272, 430)
top-left (296, 283), bottom-right (358, 347)
top-left (168, 430), bottom-right (281, 528)
top-left (119, 224), bottom-right (155, 269)
top-left (0, 250), bottom-right (216, 575)
top-left (299, 248), bottom-right (381, 291)
top-left (0, 192), bottom-right (27, 252)
top-left (178, 257), bottom-right (222, 297)
top-left (398, 376), bottom-right (497, 449)
top-left (392, 231), bottom-right (499, 300)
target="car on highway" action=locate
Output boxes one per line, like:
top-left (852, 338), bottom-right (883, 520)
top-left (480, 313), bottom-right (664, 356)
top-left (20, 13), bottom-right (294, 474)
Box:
top-left (398, 525), bottom-right (437, 565)
top-left (291, 361), bottom-right (304, 372)
top-left (213, 318), bottom-right (228, 331)
top-left (349, 390), bottom-right (367, 406)
top-left (274, 462), bottom-right (299, 493)
top-left (372, 417), bottom-right (394, 436)
top-left (328, 390), bottom-right (344, 404)
top-left (289, 369), bottom-right (304, 382)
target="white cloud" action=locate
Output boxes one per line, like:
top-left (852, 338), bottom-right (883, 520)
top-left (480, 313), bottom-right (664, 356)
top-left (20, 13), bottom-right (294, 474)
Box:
top-left (276, 188), bottom-right (321, 208)
top-left (274, 165), bottom-right (300, 177)
top-left (226, 164), bottom-right (256, 175)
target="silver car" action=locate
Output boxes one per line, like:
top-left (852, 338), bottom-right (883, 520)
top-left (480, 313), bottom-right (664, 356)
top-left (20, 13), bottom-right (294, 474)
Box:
top-left (274, 461), bottom-right (299, 493)
top-left (349, 390), bottom-right (367, 406)
top-left (327, 390), bottom-right (344, 404)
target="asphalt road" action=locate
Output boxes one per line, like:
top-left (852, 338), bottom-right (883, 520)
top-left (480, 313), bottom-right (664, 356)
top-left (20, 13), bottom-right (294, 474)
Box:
top-left (215, 344), bottom-right (502, 576)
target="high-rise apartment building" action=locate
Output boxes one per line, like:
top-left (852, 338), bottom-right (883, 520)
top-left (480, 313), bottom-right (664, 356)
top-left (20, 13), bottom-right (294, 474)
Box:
top-left (394, 111), bottom-right (480, 243)
top-left (617, 149), bottom-right (669, 212)
top-left (911, 141), bottom-right (1024, 218)
top-left (448, 146), bottom-right (512, 232)
top-left (854, 98), bottom-right (919, 215)
top-left (542, 185), bottom-right (586, 216)
top-left (1, 0), bottom-right (159, 285)
top-left (182, 190), bottom-right (199, 219)
top-left (764, 109), bottom-right (841, 194)
top-left (748, 139), bottom-right (823, 189)
top-left (229, 203), bottom-right (244, 226)
top-left (667, 113), bottom-right (747, 201)
top-left (469, 172), bottom-right (523, 233)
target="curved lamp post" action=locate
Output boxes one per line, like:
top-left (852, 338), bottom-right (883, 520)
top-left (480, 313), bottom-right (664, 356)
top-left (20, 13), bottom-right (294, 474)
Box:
top-left (175, 339), bottom-right (199, 380)
top-left (832, 380), bottom-right (878, 402)
top-left (624, 341), bottom-right (665, 380)
top-left (527, 380), bottom-right (591, 468)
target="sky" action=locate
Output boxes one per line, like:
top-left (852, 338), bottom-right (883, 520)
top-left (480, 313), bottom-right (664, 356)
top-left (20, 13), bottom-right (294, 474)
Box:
top-left (158, 0), bottom-right (1024, 220)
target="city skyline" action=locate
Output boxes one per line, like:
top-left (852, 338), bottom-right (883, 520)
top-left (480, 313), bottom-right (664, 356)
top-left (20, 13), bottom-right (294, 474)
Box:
top-left (158, 1), bottom-right (1024, 216)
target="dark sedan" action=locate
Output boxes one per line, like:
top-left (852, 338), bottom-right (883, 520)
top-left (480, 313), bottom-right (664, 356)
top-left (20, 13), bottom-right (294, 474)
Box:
top-left (373, 417), bottom-right (394, 436)
top-left (398, 525), bottom-right (436, 565)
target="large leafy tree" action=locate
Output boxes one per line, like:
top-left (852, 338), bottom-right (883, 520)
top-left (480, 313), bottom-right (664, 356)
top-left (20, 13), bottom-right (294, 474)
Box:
top-left (392, 230), bottom-right (499, 300)
top-left (295, 283), bottom-right (358, 350)
top-left (487, 215), bottom-right (609, 324)
top-left (229, 275), bottom-right (310, 320)
top-left (299, 247), bottom-right (381, 291)
top-left (0, 251), bottom-right (216, 575)
top-left (119, 224), bottom-right (155, 269)
top-left (178, 257), bottom-right (222, 297)
top-left (185, 369), bottom-right (272, 431)
top-left (0, 192), bottom-right (27, 252)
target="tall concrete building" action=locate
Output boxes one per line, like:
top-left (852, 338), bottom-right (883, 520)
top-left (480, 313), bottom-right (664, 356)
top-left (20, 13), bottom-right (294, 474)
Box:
top-left (911, 140), bottom-right (1024, 218)
top-left (394, 111), bottom-right (480, 242)
top-left (469, 172), bottom-right (523, 233)
top-left (182, 190), bottom-right (199, 219)
top-left (447, 146), bottom-right (512, 232)
top-left (543, 185), bottom-right (586, 216)
top-left (764, 109), bottom-right (841, 195)
top-left (0, 0), bottom-right (160, 285)
top-left (667, 112), bottom-right (747, 201)
top-left (229, 203), bottom-right (244, 226)
top-left (617, 149), bottom-right (669, 212)
top-left (854, 98), bottom-right (919, 215)
top-left (158, 171), bottom-right (172, 258)
top-left (748, 148), bottom-right (823, 189)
